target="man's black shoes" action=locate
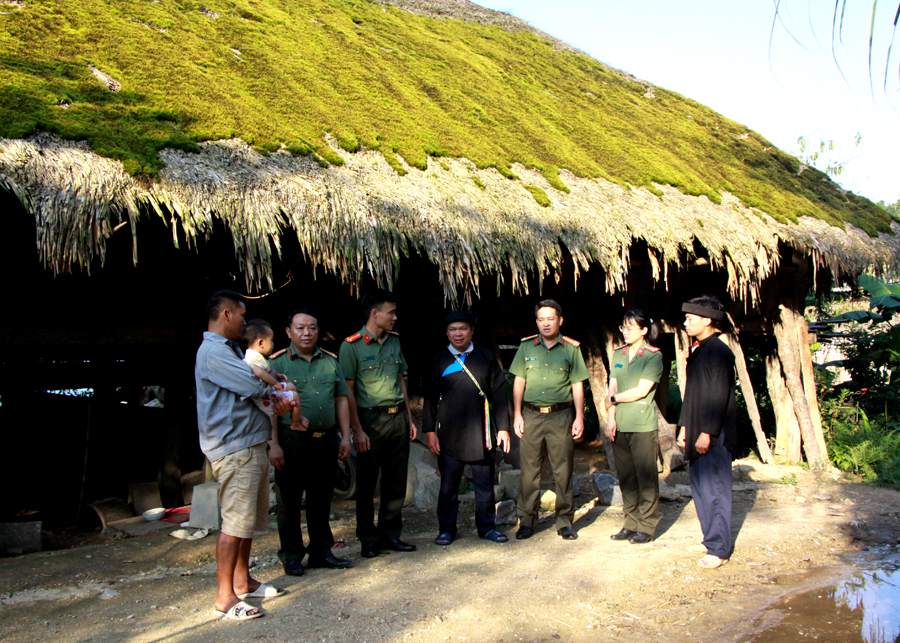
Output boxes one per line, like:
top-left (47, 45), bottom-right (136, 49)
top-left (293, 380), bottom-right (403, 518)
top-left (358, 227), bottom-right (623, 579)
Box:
top-left (610, 528), bottom-right (637, 541)
top-left (283, 560), bottom-right (305, 576)
top-left (628, 532), bottom-right (653, 544)
top-left (557, 527), bottom-right (578, 540)
top-left (378, 538), bottom-right (417, 552)
top-left (515, 526), bottom-right (533, 540)
top-left (361, 542), bottom-right (380, 558)
top-left (307, 552), bottom-right (353, 569)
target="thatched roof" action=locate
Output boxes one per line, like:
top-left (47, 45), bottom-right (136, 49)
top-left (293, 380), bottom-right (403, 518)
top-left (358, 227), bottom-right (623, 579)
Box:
top-left (1, 0), bottom-right (898, 305)
top-left (3, 133), bottom-right (898, 306)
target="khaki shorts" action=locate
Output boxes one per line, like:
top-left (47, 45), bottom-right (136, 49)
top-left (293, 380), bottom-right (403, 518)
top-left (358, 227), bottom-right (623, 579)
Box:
top-left (210, 443), bottom-right (269, 539)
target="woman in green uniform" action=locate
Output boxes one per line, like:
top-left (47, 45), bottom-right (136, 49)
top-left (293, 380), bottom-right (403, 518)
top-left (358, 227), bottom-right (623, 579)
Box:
top-left (605, 309), bottom-right (664, 544)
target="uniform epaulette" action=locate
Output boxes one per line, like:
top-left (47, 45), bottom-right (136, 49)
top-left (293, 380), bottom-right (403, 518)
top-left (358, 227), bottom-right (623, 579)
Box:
top-left (562, 336), bottom-right (581, 347)
top-left (320, 348), bottom-right (338, 359)
top-left (269, 348), bottom-right (288, 359)
top-left (386, 330), bottom-right (400, 336)
top-left (643, 345), bottom-right (660, 352)
top-left (521, 334), bottom-right (538, 342)
top-left (613, 344), bottom-right (627, 352)
top-left (345, 333), bottom-right (362, 343)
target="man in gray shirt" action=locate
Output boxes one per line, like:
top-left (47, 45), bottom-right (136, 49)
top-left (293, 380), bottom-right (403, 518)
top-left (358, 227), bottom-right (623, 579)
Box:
top-left (195, 291), bottom-right (292, 620)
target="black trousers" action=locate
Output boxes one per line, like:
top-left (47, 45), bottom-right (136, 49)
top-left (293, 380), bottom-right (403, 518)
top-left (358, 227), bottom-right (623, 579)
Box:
top-left (689, 431), bottom-right (733, 559)
top-left (437, 450), bottom-right (496, 537)
top-left (356, 408), bottom-right (410, 545)
top-left (612, 430), bottom-right (660, 536)
top-left (273, 426), bottom-right (337, 564)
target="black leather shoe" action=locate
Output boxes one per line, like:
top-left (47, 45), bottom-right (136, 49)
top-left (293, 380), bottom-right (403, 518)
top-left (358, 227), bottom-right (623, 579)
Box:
top-left (361, 543), bottom-right (380, 558)
top-left (378, 538), bottom-right (417, 552)
top-left (283, 560), bottom-right (305, 576)
top-left (610, 528), bottom-right (637, 541)
top-left (515, 526), bottom-right (533, 540)
top-left (629, 532), bottom-right (653, 544)
top-left (557, 527), bottom-right (578, 540)
top-left (307, 552), bottom-right (353, 569)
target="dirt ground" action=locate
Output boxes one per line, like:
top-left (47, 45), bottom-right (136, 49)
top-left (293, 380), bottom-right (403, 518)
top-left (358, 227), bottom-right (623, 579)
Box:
top-left (2, 444), bottom-right (899, 643)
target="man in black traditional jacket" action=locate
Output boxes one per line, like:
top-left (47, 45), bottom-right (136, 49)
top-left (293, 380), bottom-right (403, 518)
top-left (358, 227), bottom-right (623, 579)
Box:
top-left (676, 295), bottom-right (737, 570)
top-left (423, 311), bottom-right (511, 545)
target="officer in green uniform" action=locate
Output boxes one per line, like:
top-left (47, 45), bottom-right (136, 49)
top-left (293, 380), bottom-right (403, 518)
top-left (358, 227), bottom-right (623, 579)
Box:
top-left (268, 308), bottom-right (354, 575)
top-left (339, 289), bottom-right (418, 559)
top-left (605, 309), bottom-right (664, 544)
top-left (510, 299), bottom-right (589, 541)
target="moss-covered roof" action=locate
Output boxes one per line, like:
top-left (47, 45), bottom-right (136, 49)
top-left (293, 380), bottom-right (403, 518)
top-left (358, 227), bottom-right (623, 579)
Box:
top-left (0, 0), bottom-right (893, 236)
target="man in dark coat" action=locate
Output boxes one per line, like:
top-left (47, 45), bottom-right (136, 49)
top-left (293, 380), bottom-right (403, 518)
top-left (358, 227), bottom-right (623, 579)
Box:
top-left (677, 295), bottom-right (737, 570)
top-left (422, 311), bottom-right (511, 545)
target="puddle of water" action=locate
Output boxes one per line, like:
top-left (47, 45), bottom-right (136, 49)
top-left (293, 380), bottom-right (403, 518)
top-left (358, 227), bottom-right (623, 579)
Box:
top-left (744, 556), bottom-right (900, 643)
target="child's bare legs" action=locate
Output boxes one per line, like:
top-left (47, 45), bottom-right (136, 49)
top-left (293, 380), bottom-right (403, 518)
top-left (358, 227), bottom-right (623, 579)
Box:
top-left (281, 382), bottom-right (308, 432)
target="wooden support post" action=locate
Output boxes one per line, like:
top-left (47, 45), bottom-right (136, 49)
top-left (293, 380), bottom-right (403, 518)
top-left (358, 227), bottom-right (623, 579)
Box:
top-left (794, 313), bottom-right (828, 458)
top-left (719, 333), bottom-right (773, 464)
top-left (674, 328), bottom-right (690, 400)
top-left (774, 304), bottom-right (825, 467)
top-left (584, 327), bottom-right (616, 474)
top-left (765, 352), bottom-right (801, 461)
top-left (655, 401), bottom-right (685, 472)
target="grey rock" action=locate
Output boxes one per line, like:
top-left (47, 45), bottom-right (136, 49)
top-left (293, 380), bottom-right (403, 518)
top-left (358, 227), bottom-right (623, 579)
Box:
top-left (539, 490), bottom-right (557, 511)
top-left (494, 484), bottom-right (506, 502)
top-left (406, 442), bottom-right (439, 506)
top-left (98, 589), bottom-right (119, 600)
top-left (812, 494), bottom-right (832, 501)
top-left (676, 484), bottom-right (692, 498)
top-left (658, 482), bottom-right (681, 501)
top-left (500, 469), bottom-right (521, 500)
top-left (413, 462), bottom-right (441, 511)
top-left (188, 482), bottom-right (222, 530)
top-left (572, 473), bottom-right (582, 498)
top-left (593, 472), bottom-right (618, 492)
top-left (495, 499), bottom-right (517, 525)
top-left (594, 472), bottom-right (622, 506)
top-left (459, 491), bottom-right (476, 507)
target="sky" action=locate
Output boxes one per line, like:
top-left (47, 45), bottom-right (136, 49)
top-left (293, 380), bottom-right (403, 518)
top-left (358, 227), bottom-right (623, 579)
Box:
top-left (473, 0), bottom-right (900, 205)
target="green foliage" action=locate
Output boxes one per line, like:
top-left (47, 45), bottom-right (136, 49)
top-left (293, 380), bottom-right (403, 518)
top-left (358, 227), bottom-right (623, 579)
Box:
top-left (0, 0), bottom-right (892, 232)
top-left (472, 175), bottom-right (486, 190)
top-left (877, 198), bottom-right (900, 223)
top-left (778, 472), bottom-right (798, 485)
top-left (816, 274), bottom-right (900, 485)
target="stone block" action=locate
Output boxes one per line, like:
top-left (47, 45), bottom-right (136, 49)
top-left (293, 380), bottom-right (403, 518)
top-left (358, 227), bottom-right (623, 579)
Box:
top-left (0, 521), bottom-right (41, 556)
top-left (408, 441), bottom-right (438, 470)
top-left (676, 484), bottom-right (693, 498)
top-left (659, 482), bottom-right (681, 501)
top-left (594, 473), bottom-right (622, 506)
top-left (572, 473), bottom-right (582, 498)
top-left (539, 489), bottom-right (557, 511)
top-left (188, 482), bottom-right (221, 530)
top-left (494, 484), bottom-right (506, 502)
top-left (128, 482), bottom-right (163, 515)
top-left (500, 469), bottom-right (521, 500)
top-left (413, 462), bottom-right (441, 511)
top-left (495, 499), bottom-right (517, 525)
top-left (459, 491), bottom-right (476, 507)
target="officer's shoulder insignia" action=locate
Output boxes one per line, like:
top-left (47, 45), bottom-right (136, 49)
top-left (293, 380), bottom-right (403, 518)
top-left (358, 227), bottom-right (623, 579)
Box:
top-left (345, 333), bottom-right (362, 343)
top-left (386, 330), bottom-right (400, 336)
top-left (562, 336), bottom-right (581, 347)
top-left (644, 345), bottom-right (661, 353)
top-left (520, 334), bottom-right (538, 342)
top-left (320, 348), bottom-right (338, 359)
top-left (613, 344), bottom-right (627, 352)
top-left (269, 348), bottom-right (288, 359)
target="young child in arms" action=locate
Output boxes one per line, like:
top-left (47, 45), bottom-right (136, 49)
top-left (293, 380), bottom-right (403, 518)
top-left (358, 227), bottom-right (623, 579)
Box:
top-left (242, 319), bottom-right (308, 432)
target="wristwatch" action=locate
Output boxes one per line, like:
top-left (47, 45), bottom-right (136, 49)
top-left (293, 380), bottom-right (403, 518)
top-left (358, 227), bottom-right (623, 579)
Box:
top-left (611, 394), bottom-right (617, 405)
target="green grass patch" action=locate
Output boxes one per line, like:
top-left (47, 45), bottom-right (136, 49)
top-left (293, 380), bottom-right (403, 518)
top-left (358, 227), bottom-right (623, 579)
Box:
top-left (0, 0), bottom-right (891, 233)
top-left (524, 184), bottom-right (551, 207)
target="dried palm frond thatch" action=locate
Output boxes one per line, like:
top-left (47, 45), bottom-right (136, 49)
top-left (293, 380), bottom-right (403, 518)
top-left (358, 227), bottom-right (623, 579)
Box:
top-left (2, 134), bottom-right (898, 306)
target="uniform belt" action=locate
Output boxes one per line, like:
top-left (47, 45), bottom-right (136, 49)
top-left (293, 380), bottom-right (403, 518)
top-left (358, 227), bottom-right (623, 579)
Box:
top-left (524, 401), bottom-right (573, 414)
top-left (364, 402), bottom-right (406, 415)
top-left (280, 426), bottom-right (328, 438)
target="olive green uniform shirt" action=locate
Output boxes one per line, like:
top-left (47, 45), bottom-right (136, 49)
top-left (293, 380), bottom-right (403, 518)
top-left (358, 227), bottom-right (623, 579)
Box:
top-left (338, 325), bottom-right (408, 408)
top-left (610, 341), bottom-right (663, 432)
top-left (509, 335), bottom-right (589, 405)
top-left (269, 345), bottom-right (350, 432)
